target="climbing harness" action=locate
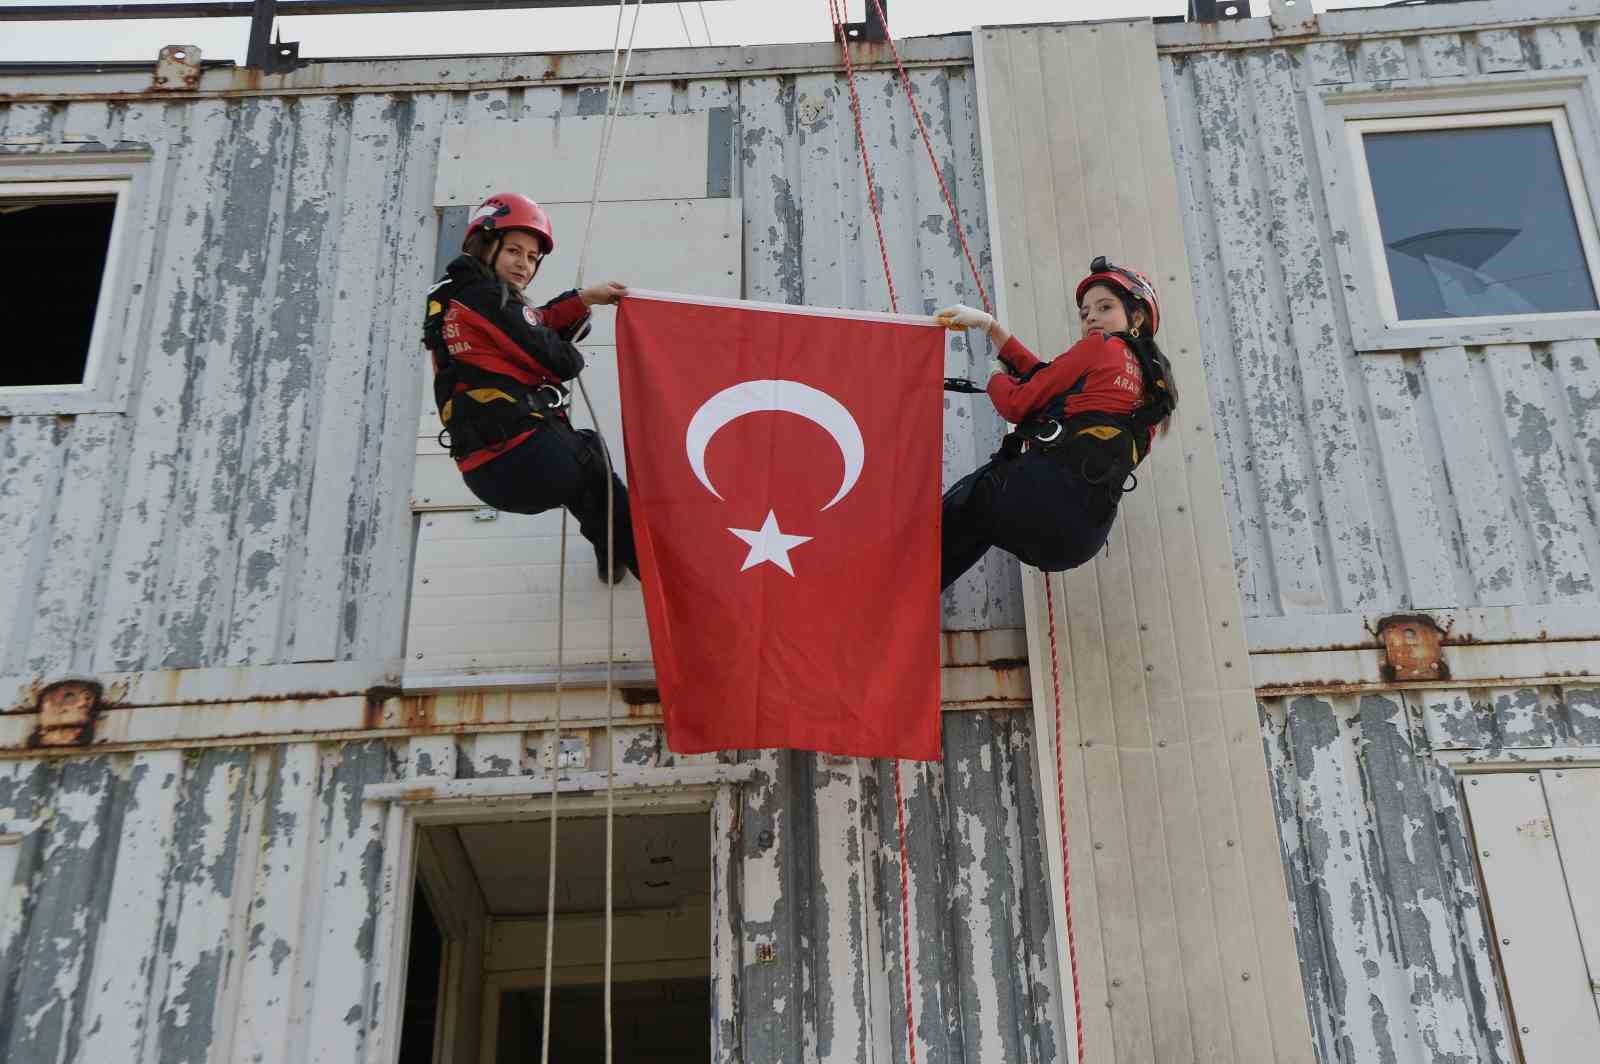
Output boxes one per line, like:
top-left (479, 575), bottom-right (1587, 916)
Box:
top-left (823, 1), bottom-right (1089, 1058)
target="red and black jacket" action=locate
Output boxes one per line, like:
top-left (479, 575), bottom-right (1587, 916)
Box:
top-left (423, 254), bottom-right (592, 471)
top-left (988, 329), bottom-right (1166, 489)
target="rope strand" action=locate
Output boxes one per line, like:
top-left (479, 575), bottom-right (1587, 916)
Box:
top-left (1044, 576), bottom-right (1087, 1064)
top-left (862, 0), bottom-right (991, 314)
top-left (826, 0), bottom-right (898, 313)
top-left (893, 762), bottom-right (918, 1064)
top-left (538, 505), bottom-right (568, 1064)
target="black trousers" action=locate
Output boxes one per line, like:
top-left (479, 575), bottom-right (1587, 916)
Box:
top-left (463, 420), bottom-right (639, 579)
top-left (941, 449), bottom-right (1117, 591)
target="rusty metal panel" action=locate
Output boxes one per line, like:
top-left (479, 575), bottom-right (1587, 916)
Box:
top-left (1160, 19), bottom-right (1600, 629)
top-left (0, 706), bottom-right (1055, 1063)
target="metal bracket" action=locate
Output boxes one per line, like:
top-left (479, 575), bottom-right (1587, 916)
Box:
top-left (1268, 0), bottom-right (1317, 36)
top-left (842, 0), bottom-right (888, 44)
top-left (245, 0), bottom-right (306, 74)
top-left (1376, 614), bottom-right (1450, 683)
top-left (151, 44), bottom-right (202, 91)
top-left (1187, 0), bottom-right (1251, 20)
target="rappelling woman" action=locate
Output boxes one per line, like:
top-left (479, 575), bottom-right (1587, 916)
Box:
top-left (423, 191), bottom-right (638, 582)
top-left (936, 257), bottom-right (1178, 590)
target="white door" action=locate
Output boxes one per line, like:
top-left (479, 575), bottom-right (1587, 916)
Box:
top-left (1464, 769), bottom-right (1600, 1062)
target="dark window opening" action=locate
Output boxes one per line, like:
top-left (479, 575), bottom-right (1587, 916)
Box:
top-left (398, 885), bottom-right (445, 1064)
top-left (0, 196), bottom-right (117, 387)
top-left (497, 979), bottom-right (712, 1064)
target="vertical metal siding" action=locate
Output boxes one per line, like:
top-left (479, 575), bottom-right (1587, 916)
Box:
top-left (0, 709), bottom-right (1057, 1064)
top-left (1161, 21), bottom-right (1600, 622)
top-left (1158, 15), bottom-right (1600, 1064)
top-left (0, 50), bottom-right (1015, 690)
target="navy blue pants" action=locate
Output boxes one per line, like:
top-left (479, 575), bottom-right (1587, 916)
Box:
top-left (941, 449), bottom-right (1117, 591)
top-left (463, 421), bottom-right (639, 581)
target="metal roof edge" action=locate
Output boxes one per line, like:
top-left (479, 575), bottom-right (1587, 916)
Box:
top-left (0, 33), bottom-right (974, 101)
top-left (1153, 0), bottom-right (1599, 52)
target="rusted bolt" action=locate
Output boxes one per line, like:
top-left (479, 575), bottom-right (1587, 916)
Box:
top-left (1502, 938), bottom-right (1510, 945)
top-left (1084, 740), bottom-right (1093, 748)
top-left (1521, 1026), bottom-right (1530, 1034)
top-left (1177, 505), bottom-right (1186, 513)
top-left (415, 652), bottom-right (424, 659)
top-left (1139, 623), bottom-right (1149, 632)
top-left (1241, 972), bottom-right (1251, 981)
top-left (1094, 841), bottom-right (1104, 850)
top-left (1221, 620), bottom-right (1229, 628)
top-left (1145, 664), bottom-right (1154, 672)
top-left (1158, 740), bottom-right (1167, 748)
top-left (1482, 850), bottom-right (1490, 858)
top-left (1471, 779), bottom-right (1479, 786)
top-left (1528, 775), bottom-right (1537, 781)
top-left (1227, 839), bottom-right (1236, 847)
top-left (1111, 978), bottom-right (1122, 987)
top-left (1224, 661), bottom-right (1233, 668)
top-left (755, 943), bottom-right (777, 963)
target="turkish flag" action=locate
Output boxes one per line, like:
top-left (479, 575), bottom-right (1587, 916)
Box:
top-left (617, 292), bottom-right (944, 760)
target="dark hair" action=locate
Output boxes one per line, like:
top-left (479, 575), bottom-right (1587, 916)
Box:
top-left (462, 229), bottom-right (529, 309)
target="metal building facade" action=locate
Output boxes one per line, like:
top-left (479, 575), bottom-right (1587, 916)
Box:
top-left (0, 37), bottom-right (1057, 1064)
top-left (1157, 2), bottom-right (1600, 1062)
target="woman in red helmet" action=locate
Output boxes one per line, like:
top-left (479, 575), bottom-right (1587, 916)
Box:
top-left (423, 191), bottom-right (638, 582)
top-left (936, 257), bottom-right (1178, 590)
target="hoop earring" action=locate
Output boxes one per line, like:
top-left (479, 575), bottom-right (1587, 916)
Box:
top-left (1130, 324), bottom-right (1141, 339)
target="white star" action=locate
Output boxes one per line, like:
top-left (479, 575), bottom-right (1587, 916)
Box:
top-left (727, 511), bottom-right (813, 576)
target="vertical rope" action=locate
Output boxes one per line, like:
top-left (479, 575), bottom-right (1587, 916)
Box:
top-left (1044, 575), bottom-right (1087, 1064)
top-left (893, 761), bottom-right (918, 1064)
top-left (576, 0), bottom-right (645, 289)
top-left (823, 8), bottom-right (919, 1060)
top-left (538, 507), bottom-right (568, 1064)
top-left (826, 0), bottom-right (898, 313)
top-left (861, 0), bottom-right (991, 315)
top-left (574, 376), bottom-right (620, 1064)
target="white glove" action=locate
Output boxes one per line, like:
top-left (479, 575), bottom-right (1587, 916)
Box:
top-left (935, 304), bottom-right (995, 332)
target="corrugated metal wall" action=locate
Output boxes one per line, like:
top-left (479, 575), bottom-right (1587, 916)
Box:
top-left (1161, 14), bottom-right (1600, 624)
top-left (0, 39), bottom-right (1016, 690)
top-left (0, 710), bottom-right (1060, 1064)
top-left (1256, 681), bottom-right (1600, 1064)
top-left (1158, 10), bottom-right (1600, 1064)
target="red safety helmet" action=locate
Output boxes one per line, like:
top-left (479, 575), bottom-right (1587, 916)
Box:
top-left (464, 192), bottom-right (555, 255)
top-left (1076, 256), bottom-right (1161, 336)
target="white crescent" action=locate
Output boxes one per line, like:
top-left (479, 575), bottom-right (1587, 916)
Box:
top-left (685, 379), bottom-right (865, 511)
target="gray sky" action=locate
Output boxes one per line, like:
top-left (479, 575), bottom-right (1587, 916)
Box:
top-left (1, 0), bottom-right (1395, 63)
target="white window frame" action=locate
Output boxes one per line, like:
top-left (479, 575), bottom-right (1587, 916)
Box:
top-left (1315, 74), bottom-right (1600, 352)
top-left (0, 156), bottom-right (148, 415)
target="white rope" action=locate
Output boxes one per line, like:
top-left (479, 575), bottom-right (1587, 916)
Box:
top-left (575, 0), bottom-right (646, 289)
top-left (676, 2), bottom-right (695, 46)
top-left (538, 504), bottom-right (569, 1064)
top-left (574, 375), bottom-right (621, 1064)
top-left (539, 2), bottom-right (636, 1057)
top-left (697, 1), bottom-right (714, 45)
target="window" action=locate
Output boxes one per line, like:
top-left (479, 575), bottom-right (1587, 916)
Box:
top-left (1352, 111), bottom-right (1600, 325)
top-left (0, 171), bottom-right (140, 414)
top-left (0, 188), bottom-right (120, 388)
top-left (1318, 78), bottom-right (1600, 351)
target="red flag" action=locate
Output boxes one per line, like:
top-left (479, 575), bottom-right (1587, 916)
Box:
top-left (616, 292), bottom-right (944, 760)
